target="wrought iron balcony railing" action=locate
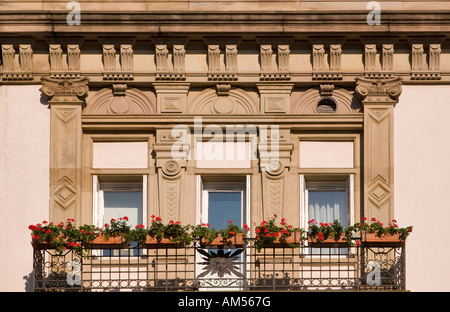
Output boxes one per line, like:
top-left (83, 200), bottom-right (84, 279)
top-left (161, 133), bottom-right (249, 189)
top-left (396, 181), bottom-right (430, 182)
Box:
top-left (32, 239), bottom-right (406, 292)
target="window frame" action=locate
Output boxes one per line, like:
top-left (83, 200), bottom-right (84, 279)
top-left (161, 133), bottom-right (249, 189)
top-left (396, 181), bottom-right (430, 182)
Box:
top-left (93, 175), bottom-right (148, 230)
top-left (197, 178), bottom-right (250, 229)
top-left (300, 174), bottom-right (355, 256)
top-left (195, 175), bottom-right (251, 291)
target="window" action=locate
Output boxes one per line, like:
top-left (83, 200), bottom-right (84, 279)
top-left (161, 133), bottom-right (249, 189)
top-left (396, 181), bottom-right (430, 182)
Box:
top-left (199, 179), bottom-right (248, 230)
top-left (300, 175), bottom-right (354, 254)
top-left (196, 176), bottom-right (250, 291)
top-left (93, 175), bottom-right (147, 256)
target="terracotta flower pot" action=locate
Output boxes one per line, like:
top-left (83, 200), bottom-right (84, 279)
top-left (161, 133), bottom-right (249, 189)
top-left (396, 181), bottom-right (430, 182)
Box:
top-left (30, 234), bottom-right (65, 249)
top-left (89, 234), bottom-right (126, 249)
top-left (307, 233), bottom-right (349, 247)
top-left (144, 235), bottom-right (185, 248)
top-left (362, 231), bottom-right (405, 246)
top-left (201, 233), bottom-right (245, 248)
top-left (256, 232), bottom-right (303, 249)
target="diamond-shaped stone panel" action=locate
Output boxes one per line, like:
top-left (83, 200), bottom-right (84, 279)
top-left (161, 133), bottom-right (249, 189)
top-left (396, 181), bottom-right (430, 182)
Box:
top-left (54, 183), bottom-right (77, 209)
top-left (368, 181), bottom-right (391, 207)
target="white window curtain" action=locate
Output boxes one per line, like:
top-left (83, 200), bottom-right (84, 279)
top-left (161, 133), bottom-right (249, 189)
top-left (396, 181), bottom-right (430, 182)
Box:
top-left (93, 175), bottom-right (147, 228)
top-left (307, 190), bottom-right (347, 226)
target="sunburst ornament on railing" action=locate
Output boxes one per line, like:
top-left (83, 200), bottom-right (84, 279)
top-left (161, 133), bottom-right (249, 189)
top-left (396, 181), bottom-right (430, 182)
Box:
top-left (197, 249), bottom-right (244, 278)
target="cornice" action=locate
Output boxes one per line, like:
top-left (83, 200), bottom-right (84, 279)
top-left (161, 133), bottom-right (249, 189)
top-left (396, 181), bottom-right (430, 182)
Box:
top-left (1, 11), bottom-right (450, 35)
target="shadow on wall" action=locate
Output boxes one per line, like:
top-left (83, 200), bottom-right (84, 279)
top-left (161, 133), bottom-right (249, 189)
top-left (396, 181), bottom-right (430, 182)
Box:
top-left (40, 93), bottom-right (49, 107)
top-left (23, 271), bottom-right (33, 292)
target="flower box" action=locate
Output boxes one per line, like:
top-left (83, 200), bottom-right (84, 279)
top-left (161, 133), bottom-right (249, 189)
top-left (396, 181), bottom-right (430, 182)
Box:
top-left (307, 234), bottom-right (350, 247)
top-left (30, 234), bottom-right (65, 250)
top-left (31, 238), bottom-right (55, 250)
top-left (144, 235), bottom-right (185, 249)
top-left (362, 232), bottom-right (405, 246)
top-left (88, 235), bottom-right (126, 249)
top-left (201, 233), bottom-right (245, 248)
top-left (260, 232), bottom-right (303, 248)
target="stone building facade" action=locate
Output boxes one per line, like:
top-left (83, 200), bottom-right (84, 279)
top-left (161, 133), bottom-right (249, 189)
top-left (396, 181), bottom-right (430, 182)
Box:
top-left (1, 1), bottom-right (450, 291)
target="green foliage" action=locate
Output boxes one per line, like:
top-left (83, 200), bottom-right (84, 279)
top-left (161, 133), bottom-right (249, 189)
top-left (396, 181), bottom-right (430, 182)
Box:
top-left (352, 217), bottom-right (414, 239)
top-left (29, 215), bottom-right (413, 255)
top-left (254, 215), bottom-right (303, 252)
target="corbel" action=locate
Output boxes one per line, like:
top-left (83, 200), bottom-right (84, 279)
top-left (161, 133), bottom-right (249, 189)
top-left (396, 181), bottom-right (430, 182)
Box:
top-left (256, 37), bottom-right (293, 81)
top-left (408, 36), bottom-right (445, 80)
top-left (309, 37), bottom-right (345, 81)
top-left (152, 37), bottom-right (189, 81)
top-left (46, 37), bottom-right (83, 79)
top-left (98, 37), bottom-right (136, 81)
top-left (361, 36), bottom-right (398, 79)
top-left (203, 37), bottom-right (241, 81)
top-left (0, 37), bottom-right (34, 81)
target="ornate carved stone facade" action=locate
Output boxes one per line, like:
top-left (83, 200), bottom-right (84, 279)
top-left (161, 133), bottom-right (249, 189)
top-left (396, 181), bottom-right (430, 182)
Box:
top-left (1, 1), bottom-right (448, 231)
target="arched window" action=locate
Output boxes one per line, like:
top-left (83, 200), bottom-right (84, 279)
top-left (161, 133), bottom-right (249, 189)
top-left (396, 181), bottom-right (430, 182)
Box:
top-left (316, 97), bottom-right (337, 113)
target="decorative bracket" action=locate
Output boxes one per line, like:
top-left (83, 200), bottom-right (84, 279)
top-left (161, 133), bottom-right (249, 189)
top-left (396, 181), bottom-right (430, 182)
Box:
top-left (257, 38), bottom-right (292, 81)
top-left (1, 43), bottom-right (34, 81)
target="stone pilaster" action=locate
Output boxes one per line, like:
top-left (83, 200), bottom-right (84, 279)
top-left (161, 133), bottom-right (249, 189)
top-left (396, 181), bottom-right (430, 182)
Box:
top-left (356, 77), bottom-right (402, 223)
top-left (40, 77), bottom-right (89, 224)
top-left (153, 129), bottom-right (190, 222)
top-left (258, 128), bottom-right (294, 219)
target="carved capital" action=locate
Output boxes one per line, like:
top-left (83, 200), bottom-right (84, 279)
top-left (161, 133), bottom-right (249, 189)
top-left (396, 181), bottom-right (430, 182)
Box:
top-left (41, 77), bottom-right (89, 103)
top-left (355, 77), bottom-right (402, 104)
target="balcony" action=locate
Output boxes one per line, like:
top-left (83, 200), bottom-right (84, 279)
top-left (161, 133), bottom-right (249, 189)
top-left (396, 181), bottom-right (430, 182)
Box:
top-left (32, 238), bottom-right (406, 292)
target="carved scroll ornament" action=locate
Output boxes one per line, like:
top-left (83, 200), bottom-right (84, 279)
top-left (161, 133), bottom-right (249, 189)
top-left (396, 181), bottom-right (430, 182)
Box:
top-left (41, 77), bottom-right (89, 103)
top-left (355, 77), bottom-right (402, 104)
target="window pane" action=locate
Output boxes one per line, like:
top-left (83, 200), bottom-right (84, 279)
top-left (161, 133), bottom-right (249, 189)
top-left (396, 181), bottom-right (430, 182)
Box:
top-left (103, 191), bottom-right (143, 256)
top-left (308, 190), bottom-right (347, 255)
top-left (308, 190), bottom-right (347, 226)
top-left (208, 192), bottom-right (242, 230)
top-left (103, 191), bottom-right (143, 227)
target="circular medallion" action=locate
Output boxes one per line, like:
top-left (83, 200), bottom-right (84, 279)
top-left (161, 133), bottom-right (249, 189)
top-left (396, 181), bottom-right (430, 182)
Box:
top-left (212, 98), bottom-right (235, 114)
top-left (109, 97), bottom-right (131, 114)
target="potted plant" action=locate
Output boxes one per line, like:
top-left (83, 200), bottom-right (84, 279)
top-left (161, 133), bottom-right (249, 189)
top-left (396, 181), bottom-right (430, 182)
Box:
top-left (307, 219), bottom-right (354, 246)
top-left (29, 219), bottom-right (98, 256)
top-left (254, 215), bottom-right (303, 252)
top-left (145, 216), bottom-right (192, 248)
top-left (355, 217), bottom-right (413, 246)
top-left (190, 223), bottom-right (219, 246)
top-left (29, 220), bottom-right (67, 253)
top-left (90, 217), bottom-right (128, 248)
top-left (201, 220), bottom-right (248, 248)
